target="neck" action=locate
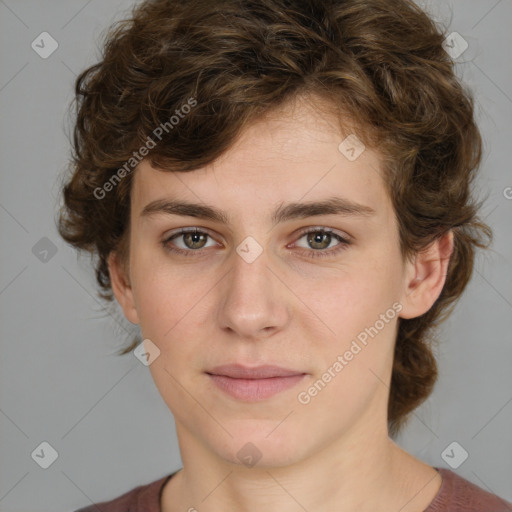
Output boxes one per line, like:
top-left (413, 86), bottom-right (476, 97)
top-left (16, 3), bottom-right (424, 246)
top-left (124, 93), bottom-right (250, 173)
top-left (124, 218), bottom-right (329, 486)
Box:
top-left (162, 414), bottom-right (441, 512)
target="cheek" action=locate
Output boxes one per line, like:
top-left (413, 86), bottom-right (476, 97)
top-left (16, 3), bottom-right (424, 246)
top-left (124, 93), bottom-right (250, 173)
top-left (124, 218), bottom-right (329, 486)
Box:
top-left (130, 259), bottom-right (215, 385)
top-left (299, 254), bottom-right (402, 332)
top-left (294, 249), bottom-right (402, 394)
top-left (136, 269), bottom-right (207, 417)
top-left (293, 273), bottom-right (400, 435)
top-left (130, 250), bottom-right (202, 334)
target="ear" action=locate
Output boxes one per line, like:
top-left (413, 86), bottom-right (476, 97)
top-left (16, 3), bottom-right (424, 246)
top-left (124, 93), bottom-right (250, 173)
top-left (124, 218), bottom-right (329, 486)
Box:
top-left (399, 230), bottom-right (454, 320)
top-left (108, 251), bottom-right (140, 325)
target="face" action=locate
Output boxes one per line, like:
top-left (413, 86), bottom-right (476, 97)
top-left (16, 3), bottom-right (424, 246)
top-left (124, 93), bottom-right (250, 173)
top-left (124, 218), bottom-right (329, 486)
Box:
top-left (111, 97), bottom-right (430, 469)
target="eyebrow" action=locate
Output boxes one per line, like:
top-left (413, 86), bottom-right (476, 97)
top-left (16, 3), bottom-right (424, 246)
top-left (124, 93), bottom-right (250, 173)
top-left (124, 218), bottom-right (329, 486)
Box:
top-left (140, 196), bottom-right (376, 225)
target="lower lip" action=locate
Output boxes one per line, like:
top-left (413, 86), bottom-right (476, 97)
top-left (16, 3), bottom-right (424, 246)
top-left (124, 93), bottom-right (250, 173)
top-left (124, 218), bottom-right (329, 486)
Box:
top-left (208, 374), bottom-right (306, 401)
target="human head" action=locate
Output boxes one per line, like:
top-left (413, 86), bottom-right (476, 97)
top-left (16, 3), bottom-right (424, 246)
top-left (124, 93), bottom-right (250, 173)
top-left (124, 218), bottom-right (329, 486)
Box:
top-left (58, 0), bottom-right (491, 438)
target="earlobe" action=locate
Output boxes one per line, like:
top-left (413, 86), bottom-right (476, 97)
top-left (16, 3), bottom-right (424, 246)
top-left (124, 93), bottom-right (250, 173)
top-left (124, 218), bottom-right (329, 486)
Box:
top-left (399, 231), bottom-right (454, 320)
top-left (108, 252), bottom-right (140, 325)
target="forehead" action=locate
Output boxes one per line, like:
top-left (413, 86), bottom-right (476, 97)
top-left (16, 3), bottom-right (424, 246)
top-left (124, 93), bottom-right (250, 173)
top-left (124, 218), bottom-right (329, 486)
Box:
top-left (130, 97), bottom-right (391, 224)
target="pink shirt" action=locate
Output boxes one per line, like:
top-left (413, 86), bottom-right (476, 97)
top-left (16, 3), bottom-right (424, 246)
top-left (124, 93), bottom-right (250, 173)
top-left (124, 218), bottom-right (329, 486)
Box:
top-left (75, 467), bottom-right (512, 511)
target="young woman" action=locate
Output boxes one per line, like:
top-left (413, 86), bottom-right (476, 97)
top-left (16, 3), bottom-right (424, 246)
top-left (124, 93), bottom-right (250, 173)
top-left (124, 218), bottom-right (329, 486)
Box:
top-left (59, 0), bottom-right (511, 510)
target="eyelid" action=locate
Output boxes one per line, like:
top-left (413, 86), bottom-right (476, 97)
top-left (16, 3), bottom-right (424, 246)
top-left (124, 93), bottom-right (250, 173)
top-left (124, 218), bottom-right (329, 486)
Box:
top-left (162, 226), bottom-right (222, 246)
top-left (292, 225), bottom-right (352, 243)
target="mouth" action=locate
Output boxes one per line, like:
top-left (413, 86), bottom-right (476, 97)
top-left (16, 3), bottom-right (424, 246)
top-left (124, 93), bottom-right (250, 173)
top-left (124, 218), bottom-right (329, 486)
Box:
top-left (205, 364), bottom-right (307, 401)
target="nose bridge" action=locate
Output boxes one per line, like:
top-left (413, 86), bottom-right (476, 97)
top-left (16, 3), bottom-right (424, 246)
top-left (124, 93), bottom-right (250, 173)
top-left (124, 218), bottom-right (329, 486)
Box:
top-left (217, 241), bottom-right (289, 338)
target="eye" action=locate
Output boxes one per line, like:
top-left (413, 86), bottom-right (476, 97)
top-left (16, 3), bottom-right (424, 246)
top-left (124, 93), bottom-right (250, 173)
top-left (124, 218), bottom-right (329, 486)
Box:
top-left (162, 228), bottom-right (219, 256)
top-left (292, 228), bottom-right (351, 259)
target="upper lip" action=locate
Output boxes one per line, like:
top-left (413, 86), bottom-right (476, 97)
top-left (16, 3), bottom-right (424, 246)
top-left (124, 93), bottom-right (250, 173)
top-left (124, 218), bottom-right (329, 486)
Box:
top-left (206, 364), bottom-right (306, 379)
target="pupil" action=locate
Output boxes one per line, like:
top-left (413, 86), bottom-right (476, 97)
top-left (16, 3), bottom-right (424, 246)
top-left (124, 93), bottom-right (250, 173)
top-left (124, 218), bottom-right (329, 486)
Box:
top-left (309, 231), bottom-right (329, 249)
top-left (186, 232), bottom-right (206, 249)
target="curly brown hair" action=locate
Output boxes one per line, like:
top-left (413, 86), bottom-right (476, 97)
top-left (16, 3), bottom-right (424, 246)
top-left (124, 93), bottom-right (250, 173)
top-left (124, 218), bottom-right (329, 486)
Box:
top-left (58, 0), bottom-right (492, 436)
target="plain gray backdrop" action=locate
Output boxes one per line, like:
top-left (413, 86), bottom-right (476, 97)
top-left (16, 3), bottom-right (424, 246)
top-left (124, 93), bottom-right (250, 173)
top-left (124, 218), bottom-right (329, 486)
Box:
top-left (0, 0), bottom-right (511, 510)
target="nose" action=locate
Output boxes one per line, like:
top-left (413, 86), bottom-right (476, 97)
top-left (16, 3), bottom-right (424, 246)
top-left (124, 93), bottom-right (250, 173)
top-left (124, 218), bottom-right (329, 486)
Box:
top-left (216, 245), bottom-right (291, 340)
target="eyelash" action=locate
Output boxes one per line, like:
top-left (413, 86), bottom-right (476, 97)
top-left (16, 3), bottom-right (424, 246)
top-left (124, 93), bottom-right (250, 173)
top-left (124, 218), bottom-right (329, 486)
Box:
top-left (162, 227), bottom-right (351, 259)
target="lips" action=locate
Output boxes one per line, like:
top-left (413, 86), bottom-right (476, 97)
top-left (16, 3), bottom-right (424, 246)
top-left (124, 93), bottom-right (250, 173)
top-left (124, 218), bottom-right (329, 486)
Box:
top-left (206, 364), bottom-right (307, 401)
top-left (206, 364), bottom-right (305, 379)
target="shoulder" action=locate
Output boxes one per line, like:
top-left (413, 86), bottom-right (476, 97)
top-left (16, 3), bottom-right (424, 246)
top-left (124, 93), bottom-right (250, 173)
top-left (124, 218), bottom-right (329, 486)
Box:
top-left (426, 467), bottom-right (512, 512)
top-left (73, 473), bottom-right (174, 512)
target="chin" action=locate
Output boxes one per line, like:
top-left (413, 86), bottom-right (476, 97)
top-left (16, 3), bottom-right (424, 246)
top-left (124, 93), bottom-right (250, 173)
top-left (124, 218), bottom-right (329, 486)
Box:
top-left (210, 424), bottom-right (310, 470)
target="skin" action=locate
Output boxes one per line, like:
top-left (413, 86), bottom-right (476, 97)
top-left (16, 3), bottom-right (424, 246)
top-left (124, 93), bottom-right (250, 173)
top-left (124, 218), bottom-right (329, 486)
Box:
top-left (109, 95), bottom-right (453, 512)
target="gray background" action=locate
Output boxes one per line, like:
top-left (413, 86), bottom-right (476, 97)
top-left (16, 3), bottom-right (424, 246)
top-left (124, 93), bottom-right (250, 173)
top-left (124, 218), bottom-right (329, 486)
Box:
top-left (0, 0), bottom-right (511, 510)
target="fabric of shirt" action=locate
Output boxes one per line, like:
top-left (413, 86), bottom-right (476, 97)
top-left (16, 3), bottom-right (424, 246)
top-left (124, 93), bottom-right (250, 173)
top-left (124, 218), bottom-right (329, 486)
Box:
top-left (74, 467), bottom-right (512, 512)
